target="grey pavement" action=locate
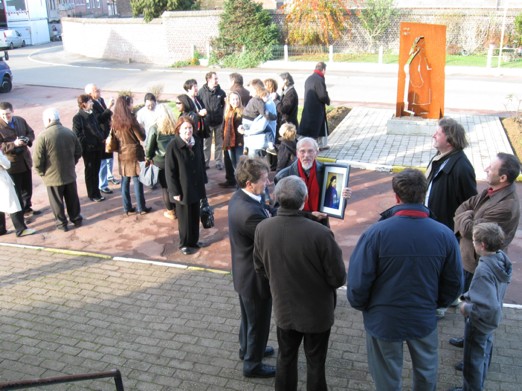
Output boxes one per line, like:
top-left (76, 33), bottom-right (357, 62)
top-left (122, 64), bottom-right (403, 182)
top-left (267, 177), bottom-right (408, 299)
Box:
top-left (1, 244), bottom-right (521, 390)
top-left (325, 107), bottom-right (515, 180)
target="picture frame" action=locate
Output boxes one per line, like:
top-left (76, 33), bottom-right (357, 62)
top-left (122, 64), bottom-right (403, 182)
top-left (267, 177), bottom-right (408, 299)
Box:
top-left (319, 163), bottom-right (351, 219)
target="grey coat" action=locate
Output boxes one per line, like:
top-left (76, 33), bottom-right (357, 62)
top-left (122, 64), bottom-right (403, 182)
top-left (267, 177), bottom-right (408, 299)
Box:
top-left (33, 120), bottom-right (82, 187)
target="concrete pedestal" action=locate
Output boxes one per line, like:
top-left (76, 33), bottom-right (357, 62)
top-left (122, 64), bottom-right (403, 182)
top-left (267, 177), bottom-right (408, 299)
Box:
top-left (386, 116), bottom-right (438, 137)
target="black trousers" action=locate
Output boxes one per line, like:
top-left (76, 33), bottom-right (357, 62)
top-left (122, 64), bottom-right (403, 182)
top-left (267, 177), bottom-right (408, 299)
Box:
top-left (47, 182), bottom-right (82, 228)
top-left (275, 327), bottom-right (331, 391)
top-left (224, 150), bottom-right (236, 184)
top-left (9, 170), bottom-right (32, 212)
top-left (175, 200), bottom-right (200, 248)
top-left (82, 151), bottom-right (102, 199)
top-left (239, 294), bottom-right (272, 374)
top-left (0, 210), bottom-right (26, 236)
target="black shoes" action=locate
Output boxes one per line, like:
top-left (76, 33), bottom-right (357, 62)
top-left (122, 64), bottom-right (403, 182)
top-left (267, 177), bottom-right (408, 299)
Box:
top-left (243, 364), bottom-right (276, 378)
top-left (100, 188), bottom-right (113, 194)
top-left (218, 181), bottom-right (236, 188)
top-left (124, 207), bottom-right (136, 216)
top-left (139, 206), bottom-right (152, 215)
top-left (24, 208), bottom-right (41, 216)
top-left (90, 196), bottom-right (105, 202)
top-left (239, 346), bottom-right (275, 361)
top-left (449, 337), bottom-right (464, 348)
top-left (454, 361), bottom-right (464, 371)
top-left (180, 247), bottom-right (196, 255)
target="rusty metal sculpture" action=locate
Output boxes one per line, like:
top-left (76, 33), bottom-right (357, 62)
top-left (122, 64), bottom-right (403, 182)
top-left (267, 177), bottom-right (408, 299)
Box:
top-left (396, 23), bottom-right (446, 119)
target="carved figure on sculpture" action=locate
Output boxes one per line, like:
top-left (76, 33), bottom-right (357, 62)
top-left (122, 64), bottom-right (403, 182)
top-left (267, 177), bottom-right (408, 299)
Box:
top-left (404, 36), bottom-right (432, 118)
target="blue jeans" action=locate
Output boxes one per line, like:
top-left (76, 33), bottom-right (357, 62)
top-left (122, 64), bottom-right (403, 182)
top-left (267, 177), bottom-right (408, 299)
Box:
top-left (98, 158), bottom-right (114, 190)
top-left (121, 176), bottom-right (145, 212)
top-left (228, 147), bottom-right (244, 170)
top-left (463, 318), bottom-right (493, 391)
top-left (366, 328), bottom-right (438, 391)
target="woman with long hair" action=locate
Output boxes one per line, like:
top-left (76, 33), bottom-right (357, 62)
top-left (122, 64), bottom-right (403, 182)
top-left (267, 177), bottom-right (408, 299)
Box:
top-left (145, 103), bottom-right (177, 220)
top-left (72, 94), bottom-right (105, 202)
top-left (111, 95), bottom-right (151, 215)
top-left (222, 91), bottom-right (244, 170)
top-left (165, 115), bottom-right (207, 255)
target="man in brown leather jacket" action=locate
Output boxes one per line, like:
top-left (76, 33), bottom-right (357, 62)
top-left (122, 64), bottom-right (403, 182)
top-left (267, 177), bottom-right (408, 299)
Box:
top-left (0, 101), bottom-right (39, 216)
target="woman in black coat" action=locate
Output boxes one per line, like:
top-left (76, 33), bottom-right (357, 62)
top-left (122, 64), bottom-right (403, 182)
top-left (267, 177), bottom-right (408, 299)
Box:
top-left (72, 94), bottom-right (105, 202)
top-left (278, 72), bottom-right (299, 129)
top-left (165, 115), bottom-right (207, 255)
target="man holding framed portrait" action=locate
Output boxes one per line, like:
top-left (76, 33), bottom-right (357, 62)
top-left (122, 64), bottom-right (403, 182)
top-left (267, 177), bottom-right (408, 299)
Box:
top-left (274, 137), bottom-right (351, 224)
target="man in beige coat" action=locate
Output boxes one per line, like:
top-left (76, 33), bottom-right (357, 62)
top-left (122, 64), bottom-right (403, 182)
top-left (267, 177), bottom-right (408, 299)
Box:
top-left (450, 152), bottom-right (520, 353)
top-left (33, 108), bottom-right (83, 232)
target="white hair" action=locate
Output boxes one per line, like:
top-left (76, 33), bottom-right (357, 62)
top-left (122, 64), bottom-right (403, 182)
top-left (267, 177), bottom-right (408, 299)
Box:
top-left (84, 83), bottom-right (95, 94)
top-left (42, 108), bottom-right (60, 125)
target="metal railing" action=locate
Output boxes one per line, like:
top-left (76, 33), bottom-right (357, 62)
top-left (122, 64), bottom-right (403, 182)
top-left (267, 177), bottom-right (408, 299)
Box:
top-left (0, 369), bottom-right (124, 390)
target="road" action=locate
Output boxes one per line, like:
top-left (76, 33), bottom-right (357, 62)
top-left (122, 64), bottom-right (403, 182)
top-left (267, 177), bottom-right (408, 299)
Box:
top-left (6, 42), bottom-right (522, 115)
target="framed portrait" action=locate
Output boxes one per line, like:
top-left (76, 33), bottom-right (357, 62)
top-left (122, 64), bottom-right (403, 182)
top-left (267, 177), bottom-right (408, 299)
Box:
top-left (319, 163), bottom-right (350, 219)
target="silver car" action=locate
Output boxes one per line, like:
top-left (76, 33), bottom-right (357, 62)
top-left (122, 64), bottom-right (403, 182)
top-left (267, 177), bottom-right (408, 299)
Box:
top-left (0, 30), bottom-right (25, 50)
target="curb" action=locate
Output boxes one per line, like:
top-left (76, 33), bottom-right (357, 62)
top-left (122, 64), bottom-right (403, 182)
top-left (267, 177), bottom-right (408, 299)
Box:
top-left (0, 243), bottom-right (231, 276)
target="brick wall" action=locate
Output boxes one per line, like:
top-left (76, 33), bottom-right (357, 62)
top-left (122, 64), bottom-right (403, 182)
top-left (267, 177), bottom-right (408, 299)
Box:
top-left (62, 10), bottom-right (222, 66)
top-left (62, 6), bottom-right (519, 66)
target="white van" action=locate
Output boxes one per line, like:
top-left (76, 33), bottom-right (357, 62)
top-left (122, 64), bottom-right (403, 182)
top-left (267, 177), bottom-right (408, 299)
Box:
top-left (0, 30), bottom-right (26, 50)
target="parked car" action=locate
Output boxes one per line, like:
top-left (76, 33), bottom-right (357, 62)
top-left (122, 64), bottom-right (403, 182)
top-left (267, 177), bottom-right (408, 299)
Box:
top-left (0, 52), bottom-right (13, 93)
top-left (0, 30), bottom-right (25, 50)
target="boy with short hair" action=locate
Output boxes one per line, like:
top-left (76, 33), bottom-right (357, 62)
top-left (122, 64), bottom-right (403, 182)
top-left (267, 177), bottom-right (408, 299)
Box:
top-left (450, 222), bottom-right (512, 391)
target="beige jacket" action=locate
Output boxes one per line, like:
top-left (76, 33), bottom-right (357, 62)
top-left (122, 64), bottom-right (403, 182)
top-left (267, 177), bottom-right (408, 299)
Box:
top-left (454, 183), bottom-right (520, 273)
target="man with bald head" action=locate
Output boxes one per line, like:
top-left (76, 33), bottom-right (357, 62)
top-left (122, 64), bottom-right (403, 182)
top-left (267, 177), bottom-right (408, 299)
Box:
top-left (33, 108), bottom-right (83, 231)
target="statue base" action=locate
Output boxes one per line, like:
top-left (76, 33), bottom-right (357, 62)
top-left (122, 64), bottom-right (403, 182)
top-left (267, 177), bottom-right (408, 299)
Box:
top-left (386, 116), bottom-right (438, 137)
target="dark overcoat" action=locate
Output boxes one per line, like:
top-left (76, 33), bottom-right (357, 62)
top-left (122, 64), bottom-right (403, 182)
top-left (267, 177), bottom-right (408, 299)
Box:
top-left (164, 135), bottom-right (207, 206)
top-left (254, 208), bottom-right (345, 333)
top-left (299, 72), bottom-right (330, 138)
top-left (426, 150), bottom-right (477, 230)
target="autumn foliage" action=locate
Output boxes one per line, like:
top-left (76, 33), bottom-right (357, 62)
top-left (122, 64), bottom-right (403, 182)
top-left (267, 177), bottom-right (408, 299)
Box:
top-left (283, 0), bottom-right (354, 46)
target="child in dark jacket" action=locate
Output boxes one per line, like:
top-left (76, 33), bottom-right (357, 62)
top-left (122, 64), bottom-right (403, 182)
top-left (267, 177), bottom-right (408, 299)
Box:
top-left (450, 222), bottom-right (512, 391)
top-left (275, 123), bottom-right (297, 173)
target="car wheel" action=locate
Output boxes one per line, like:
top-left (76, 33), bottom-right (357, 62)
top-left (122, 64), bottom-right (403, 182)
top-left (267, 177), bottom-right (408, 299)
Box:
top-left (9, 43), bottom-right (13, 50)
top-left (0, 77), bottom-right (12, 93)
top-left (21, 40), bottom-right (25, 47)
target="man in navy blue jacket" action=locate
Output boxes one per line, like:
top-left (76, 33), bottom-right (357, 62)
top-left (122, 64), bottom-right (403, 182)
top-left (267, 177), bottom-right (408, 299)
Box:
top-left (347, 169), bottom-right (463, 391)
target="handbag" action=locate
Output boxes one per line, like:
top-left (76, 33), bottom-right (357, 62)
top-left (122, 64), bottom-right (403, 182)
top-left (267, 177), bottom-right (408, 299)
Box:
top-left (200, 197), bottom-right (214, 229)
top-left (138, 161), bottom-right (160, 187)
top-left (105, 129), bottom-right (118, 153)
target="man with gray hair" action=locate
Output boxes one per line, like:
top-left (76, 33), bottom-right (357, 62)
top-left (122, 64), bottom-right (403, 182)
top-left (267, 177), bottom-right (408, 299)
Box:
top-left (254, 175), bottom-right (345, 390)
top-left (33, 108), bottom-right (83, 231)
top-left (275, 137), bottom-right (351, 224)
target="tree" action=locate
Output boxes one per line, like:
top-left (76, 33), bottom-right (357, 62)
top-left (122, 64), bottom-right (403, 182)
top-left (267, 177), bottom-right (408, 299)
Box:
top-left (357, 0), bottom-right (399, 52)
top-left (515, 13), bottom-right (522, 46)
top-left (130, 0), bottom-right (198, 22)
top-left (212, 0), bottom-right (279, 68)
top-left (283, 0), bottom-right (351, 46)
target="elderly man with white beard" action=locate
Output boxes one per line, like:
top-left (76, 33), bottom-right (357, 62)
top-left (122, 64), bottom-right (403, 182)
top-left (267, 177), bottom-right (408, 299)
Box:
top-left (275, 137), bottom-right (351, 225)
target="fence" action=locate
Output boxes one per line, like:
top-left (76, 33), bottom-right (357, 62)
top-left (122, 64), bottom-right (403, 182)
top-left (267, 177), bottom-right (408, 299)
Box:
top-left (272, 9), bottom-right (519, 57)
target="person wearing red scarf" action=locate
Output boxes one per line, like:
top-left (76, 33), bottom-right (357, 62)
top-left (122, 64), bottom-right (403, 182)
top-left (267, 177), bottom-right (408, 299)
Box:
top-left (298, 62), bottom-right (331, 150)
top-left (275, 137), bottom-right (352, 224)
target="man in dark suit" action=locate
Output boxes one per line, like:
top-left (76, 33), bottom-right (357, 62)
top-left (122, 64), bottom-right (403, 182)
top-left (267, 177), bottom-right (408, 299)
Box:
top-left (228, 157), bottom-right (275, 378)
top-left (299, 62), bottom-right (330, 150)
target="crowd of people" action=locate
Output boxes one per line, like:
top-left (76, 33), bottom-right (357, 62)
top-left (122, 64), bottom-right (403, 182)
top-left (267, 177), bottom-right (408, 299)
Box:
top-left (0, 62), bottom-right (520, 390)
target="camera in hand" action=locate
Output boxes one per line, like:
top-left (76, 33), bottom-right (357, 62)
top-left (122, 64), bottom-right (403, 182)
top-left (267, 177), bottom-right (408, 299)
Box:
top-left (18, 136), bottom-right (30, 144)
